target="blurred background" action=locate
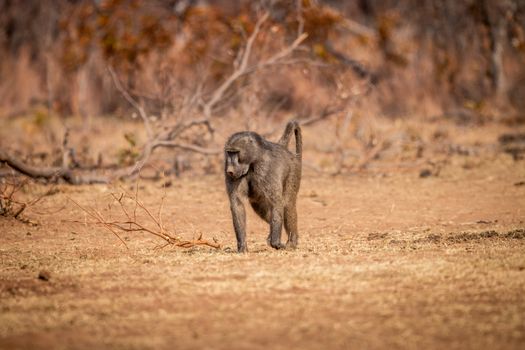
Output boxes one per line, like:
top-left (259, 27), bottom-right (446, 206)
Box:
top-left (1, 0), bottom-right (524, 178)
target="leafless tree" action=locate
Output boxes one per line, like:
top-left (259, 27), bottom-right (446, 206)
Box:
top-left (0, 11), bottom-right (308, 183)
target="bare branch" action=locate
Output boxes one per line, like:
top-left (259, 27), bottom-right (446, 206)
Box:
top-left (163, 118), bottom-right (214, 140)
top-left (69, 197), bottom-right (129, 249)
top-left (300, 106), bottom-right (345, 126)
top-left (341, 18), bottom-right (376, 38)
top-left (352, 138), bottom-right (390, 171)
top-left (108, 66), bottom-right (153, 139)
top-left (203, 13), bottom-right (269, 118)
top-left (255, 33), bottom-right (308, 69)
top-left (152, 141), bottom-right (220, 155)
top-left (262, 106), bottom-right (343, 139)
top-left (1, 150), bottom-right (63, 179)
top-left (2, 12), bottom-right (307, 184)
top-left (296, 0), bottom-right (304, 36)
top-left (202, 12), bottom-right (307, 119)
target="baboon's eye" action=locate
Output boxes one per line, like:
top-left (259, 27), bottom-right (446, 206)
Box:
top-left (226, 151), bottom-right (240, 163)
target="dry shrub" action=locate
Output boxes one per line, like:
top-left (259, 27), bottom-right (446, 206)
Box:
top-left (0, 177), bottom-right (29, 219)
top-left (0, 175), bottom-right (56, 222)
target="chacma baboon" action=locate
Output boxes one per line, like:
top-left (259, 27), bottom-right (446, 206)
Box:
top-left (224, 121), bottom-right (302, 253)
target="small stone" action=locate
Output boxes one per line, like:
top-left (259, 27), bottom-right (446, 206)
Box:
top-left (419, 169), bottom-right (432, 178)
top-left (38, 270), bottom-right (51, 281)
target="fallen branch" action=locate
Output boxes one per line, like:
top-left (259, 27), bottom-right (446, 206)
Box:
top-left (0, 149), bottom-right (109, 184)
top-left (68, 186), bottom-right (221, 250)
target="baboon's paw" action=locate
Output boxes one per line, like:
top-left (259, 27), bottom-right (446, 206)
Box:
top-left (285, 242), bottom-right (298, 250)
top-left (269, 241), bottom-right (286, 250)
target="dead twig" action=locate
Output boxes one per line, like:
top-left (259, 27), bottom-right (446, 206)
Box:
top-left (68, 187), bottom-right (221, 250)
top-left (69, 197), bottom-right (129, 249)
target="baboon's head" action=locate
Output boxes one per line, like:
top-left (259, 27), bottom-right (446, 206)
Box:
top-left (224, 132), bottom-right (261, 179)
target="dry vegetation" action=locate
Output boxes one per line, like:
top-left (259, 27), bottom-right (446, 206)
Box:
top-left (1, 1), bottom-right (525, 349)
top-left (1, 117), bottom-right (525, 349)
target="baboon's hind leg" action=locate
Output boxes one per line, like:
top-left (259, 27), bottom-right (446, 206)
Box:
top-left (284, 205), bottom-right (298, 249)
top-left (268, 206), bottom-right (286, 249)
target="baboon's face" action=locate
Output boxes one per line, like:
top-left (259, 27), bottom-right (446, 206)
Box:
top-left (224, 150), bottom-right (250, 179)
top-left (224, 134), bottom-right (259, 180)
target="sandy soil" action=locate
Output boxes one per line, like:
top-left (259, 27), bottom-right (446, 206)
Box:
top-left (0, 150), bottom-right (524, 350)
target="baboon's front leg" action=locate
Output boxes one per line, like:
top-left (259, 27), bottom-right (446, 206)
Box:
top-left (268, 206), bottom-right (285, 249)
top-left (229, 195), bottom-right (247, 253)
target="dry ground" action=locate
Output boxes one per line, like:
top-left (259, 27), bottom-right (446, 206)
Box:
top-left (0, 150), bottom-right (524, 350)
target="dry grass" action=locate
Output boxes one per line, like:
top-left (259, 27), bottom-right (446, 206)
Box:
top-left (0, 150), bottom-right (524, 349)
top-left (1, 111), bottom-right (524, 349)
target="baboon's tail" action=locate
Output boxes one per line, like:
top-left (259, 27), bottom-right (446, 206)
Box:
top-left (279, 120), bottom-right (302, 161)
top-left (294, 122), bottom-right (302, 162)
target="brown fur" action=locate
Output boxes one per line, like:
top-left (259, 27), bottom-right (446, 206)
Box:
top-left (224, 121), bottom-right (302, 252)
